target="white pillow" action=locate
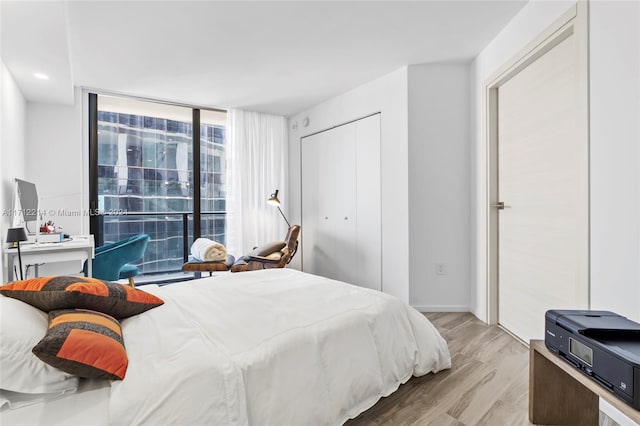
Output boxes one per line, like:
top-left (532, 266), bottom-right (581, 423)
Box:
top-left (0, 295), bottom-right (78, 408)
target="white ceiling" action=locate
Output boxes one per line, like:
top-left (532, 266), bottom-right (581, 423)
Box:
top-left (1, 1), bottom-right (527, 116)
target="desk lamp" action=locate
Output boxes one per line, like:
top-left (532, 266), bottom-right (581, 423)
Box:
top-left (6, 227), bottom-right (28, 280)
top-left (267, 189), bottom-right (291, 228)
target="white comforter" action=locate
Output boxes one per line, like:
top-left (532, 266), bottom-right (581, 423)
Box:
top-left (110, 269), bottom-right (451, 425)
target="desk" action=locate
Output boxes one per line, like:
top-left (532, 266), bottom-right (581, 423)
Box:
top-left (4, 235), bottom-right (95, 282)
top-left (530, 339), bottom-right (640, 425)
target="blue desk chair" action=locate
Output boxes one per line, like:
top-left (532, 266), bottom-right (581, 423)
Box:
top-left (84, 234), bottom-right (149, 287)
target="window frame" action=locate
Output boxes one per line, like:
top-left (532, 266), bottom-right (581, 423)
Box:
top-left (88, 92), bottom-right (225, 271)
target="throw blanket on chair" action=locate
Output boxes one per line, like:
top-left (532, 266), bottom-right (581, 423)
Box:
top-left (190, 238), bottom-right (227, 262)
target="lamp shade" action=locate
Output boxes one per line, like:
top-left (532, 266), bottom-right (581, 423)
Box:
top-left (267, 189), bottom-right (291, 228)
top-left (267, 189), bottom-right (281, 206)
top-left (6, 227), bottom-right (28, 244)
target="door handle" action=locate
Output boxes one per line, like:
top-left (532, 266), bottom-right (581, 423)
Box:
top-left (491, 201), bottom-right (511, 210)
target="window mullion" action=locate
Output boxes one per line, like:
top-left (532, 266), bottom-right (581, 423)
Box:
top-left (193, 109), bottom-right (201, 240)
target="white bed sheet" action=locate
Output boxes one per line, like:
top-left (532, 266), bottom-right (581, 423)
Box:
top-left (0, 379), bottom-right (110, 426)
top-left (110, 269), bottom-right (451, 425)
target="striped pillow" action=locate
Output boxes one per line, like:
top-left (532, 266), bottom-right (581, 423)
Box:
top-left (32, 309), bottom-right (128, 380)
top-left (0, 276), bottom-right (163, 319)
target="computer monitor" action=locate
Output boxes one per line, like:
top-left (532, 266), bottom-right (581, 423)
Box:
top-left (13, 178), bottom-right (39, 231)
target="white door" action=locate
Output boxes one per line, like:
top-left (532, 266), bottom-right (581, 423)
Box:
top-left (302, 129), bottom-right (332, 280)
top-left (301, 123), bottom-right (357, 282)
top-left (497, 27), bottom-right (589, 342)
top-left (355, 115), bottom-right (381, 290)
top-left (301, 114), bottom-right (381, 290)
top-left (330, 123), bottom-right (358, 284)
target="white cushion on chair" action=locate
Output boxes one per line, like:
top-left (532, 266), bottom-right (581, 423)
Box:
top-left (247, 241), bottom-right (286, 257)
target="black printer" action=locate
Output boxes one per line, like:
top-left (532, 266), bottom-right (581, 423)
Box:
top-left (545, 310), bottom-right (640, 410)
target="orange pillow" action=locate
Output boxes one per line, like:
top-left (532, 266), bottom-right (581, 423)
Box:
top-left (32, 309), bottom-right (128, 380)
top-left (0, 276), bottom-right (163, 319)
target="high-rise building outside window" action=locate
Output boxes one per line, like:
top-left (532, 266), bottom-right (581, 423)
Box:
top-left (90, 94), bottom-right (226, 276)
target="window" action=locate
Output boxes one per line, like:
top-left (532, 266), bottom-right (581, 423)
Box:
top-left (89, 94), bottom-right (226, 276)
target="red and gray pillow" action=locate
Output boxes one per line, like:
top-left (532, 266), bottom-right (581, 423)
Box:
top-left (32, 309), bottom-right (128, 380)
top-left (0, 276), bottom-right (163, 319)
top-left (0, 276), bottom-right (164, 382)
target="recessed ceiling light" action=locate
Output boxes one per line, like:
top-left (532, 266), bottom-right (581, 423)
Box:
top-left (33, 73), bottom-right (49, 80)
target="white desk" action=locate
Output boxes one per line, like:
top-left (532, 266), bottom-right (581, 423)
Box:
top-left (4, 235), bottom-right (95, 282)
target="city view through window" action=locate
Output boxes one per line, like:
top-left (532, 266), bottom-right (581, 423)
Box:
top-left (96, 96), bottom-right (226, 275)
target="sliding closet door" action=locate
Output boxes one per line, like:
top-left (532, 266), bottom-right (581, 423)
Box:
top-left (355, 115), bottom-right (381, 290)
top-left (330, 123), bottom-right (358, 283)
top-left (302, 124), bottom-right (356, 282)
top-left (301, 129), bottom-right (335, 280)
top-left (301, 114), bottom-right (381, 291)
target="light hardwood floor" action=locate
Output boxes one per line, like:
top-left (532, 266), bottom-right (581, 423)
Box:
top-left (346, 312), bottom-right (532, 425)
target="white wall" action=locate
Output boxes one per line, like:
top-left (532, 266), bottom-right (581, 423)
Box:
top-left (1, 60), bottom-right (27, 282)
top-left (26, 88), bottom-right (84, 235)
top-left (0, 65), bottom-right (86, 281)
top-left (24, 88), bottom-right (86, 276)
top-left (589, 0), bottom-right (640, 322)
top-left (408, 63), bottom-right (470, 311)
top-left (288, 67), bottom-right (410, 302)
top-left (471, 0), bottom-right (640, 323)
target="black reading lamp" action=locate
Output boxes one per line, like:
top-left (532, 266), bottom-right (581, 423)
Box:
top-left (267, 189), bottom-right (291, 228)
top-left (6, 227), bottom-right (28, 280)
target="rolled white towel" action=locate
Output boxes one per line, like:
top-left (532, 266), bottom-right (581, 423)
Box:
top-left (190, 238), bottom-right (227, 261)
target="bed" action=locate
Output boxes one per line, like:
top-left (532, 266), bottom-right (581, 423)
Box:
top-left (1, 269), bottom-right (451, 425)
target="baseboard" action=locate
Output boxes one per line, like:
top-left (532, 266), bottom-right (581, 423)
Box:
top-left (411, 305), bottom-right (470, 313)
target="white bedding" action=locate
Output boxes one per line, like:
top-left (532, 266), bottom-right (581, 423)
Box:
top-left (1, 270), bottom-right (450, 425)
top-left (0, 379), bottom-right (110, 425)
top-left (110, 269), bottom-right (451, 425)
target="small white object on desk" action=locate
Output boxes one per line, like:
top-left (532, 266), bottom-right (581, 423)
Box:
top-left (25, 233), bottom-right (64, 244)
top-left (3, 235), bottom-right (95, 282)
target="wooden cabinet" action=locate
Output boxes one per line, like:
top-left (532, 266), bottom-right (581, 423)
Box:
top-left (530, 340), bottom-right (640, 426)
top-left (301, 114), bottom-right (381, 291)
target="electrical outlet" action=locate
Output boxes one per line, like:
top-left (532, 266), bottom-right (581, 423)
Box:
top-left (436, 263), bottom-right (445, 275)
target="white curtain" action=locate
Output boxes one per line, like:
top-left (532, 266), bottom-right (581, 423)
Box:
top-left (226, 109), bottom-right (289, 256)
